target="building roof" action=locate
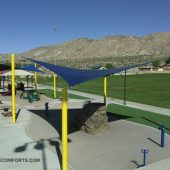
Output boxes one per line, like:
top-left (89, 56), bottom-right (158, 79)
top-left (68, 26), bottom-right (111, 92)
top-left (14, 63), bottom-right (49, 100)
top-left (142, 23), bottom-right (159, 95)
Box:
top-left (0, 69), bottom-right (34, 76)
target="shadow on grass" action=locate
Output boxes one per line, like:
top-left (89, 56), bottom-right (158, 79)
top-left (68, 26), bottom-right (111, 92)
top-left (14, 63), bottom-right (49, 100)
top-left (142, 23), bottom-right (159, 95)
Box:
top-left (38, 91), bottom-right (54, 99)
top-left (142, 117), bottom-right (170, 131)
top-left (107, 112), bottom-right (132, 122)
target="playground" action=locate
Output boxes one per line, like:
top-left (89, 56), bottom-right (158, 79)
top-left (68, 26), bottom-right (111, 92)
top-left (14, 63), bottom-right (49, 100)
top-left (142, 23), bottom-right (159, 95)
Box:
top-left (0, 55), bottom-right (170, 170)
top-left (1, 90), bottom-right (170, 170)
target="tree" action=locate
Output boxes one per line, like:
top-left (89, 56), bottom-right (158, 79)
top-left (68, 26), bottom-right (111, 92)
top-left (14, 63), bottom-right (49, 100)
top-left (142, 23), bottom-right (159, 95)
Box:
top-left (165, 56), bottom-right (170, 65)
top-left (152, 60), bottom-right (160, 68)
top-left (105, 63), bottom-right (114, 69)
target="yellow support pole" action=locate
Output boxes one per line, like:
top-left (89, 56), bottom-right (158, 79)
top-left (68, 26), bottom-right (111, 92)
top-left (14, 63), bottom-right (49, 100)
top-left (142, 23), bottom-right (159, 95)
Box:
top-left (104, 77), bottom-right (107, 105)
top-left (34, 63), bottom-right (37, 86)
top-left (53, 74), bottom-right (57, 99)
top-left (11, 54), bottom-right (16, 123)
top-left (62, 86), bottom-right (68, 170)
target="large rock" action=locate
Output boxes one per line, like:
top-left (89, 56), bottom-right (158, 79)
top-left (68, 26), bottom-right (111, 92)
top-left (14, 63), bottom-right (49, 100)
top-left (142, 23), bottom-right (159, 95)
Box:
top-left (74, 102), bottom-right (108, 135)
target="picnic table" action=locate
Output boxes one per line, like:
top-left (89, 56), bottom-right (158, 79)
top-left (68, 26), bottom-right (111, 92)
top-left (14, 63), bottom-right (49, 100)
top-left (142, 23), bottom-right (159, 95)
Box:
top-left (20, 89), bottom-right (40, 103)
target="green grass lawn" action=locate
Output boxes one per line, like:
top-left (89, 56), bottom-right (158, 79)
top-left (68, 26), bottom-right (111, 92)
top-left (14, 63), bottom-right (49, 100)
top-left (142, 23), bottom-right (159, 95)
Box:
top-left (34, 73), bottom-right (170, 108)
top-left (34, 75), bottom-right (67, 87)
top-left (107, 103), bottom-right (170, 135)
top-left (72, 73), bottom-right (170, 108)
top-left (38, 89), bottom-right (88, 100)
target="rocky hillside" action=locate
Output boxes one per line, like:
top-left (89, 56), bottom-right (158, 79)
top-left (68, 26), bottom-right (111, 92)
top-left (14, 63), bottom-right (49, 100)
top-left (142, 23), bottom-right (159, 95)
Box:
top-left (1, 32), bottom-right (170, 68)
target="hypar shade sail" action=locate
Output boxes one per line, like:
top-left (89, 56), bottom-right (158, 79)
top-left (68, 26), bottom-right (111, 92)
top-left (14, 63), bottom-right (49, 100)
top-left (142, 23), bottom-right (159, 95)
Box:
top-left (25, 57), bottom-right (152, 86)
top-left (20, 65), bottom-right (43, 73)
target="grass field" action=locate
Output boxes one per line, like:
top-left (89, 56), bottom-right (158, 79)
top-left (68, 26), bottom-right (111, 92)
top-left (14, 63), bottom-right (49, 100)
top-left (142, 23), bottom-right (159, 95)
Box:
top-left (107, 103), bottom-right (170, 135)
top-left (72, 73), bottom-right (170, 108)
top-left (35, 73), bottom-right (170, 108)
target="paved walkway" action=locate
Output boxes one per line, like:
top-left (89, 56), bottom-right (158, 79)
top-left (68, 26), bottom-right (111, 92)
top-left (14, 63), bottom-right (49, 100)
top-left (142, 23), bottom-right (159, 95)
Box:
top-left (0, 109), bottom-right (61, 170)
top-left (68, 120), bottom-right (170, 170)
top-left (0, 92), bottom-right (87, 111)
top-left (138, 158), bottom-right (170, 170)
top-left (1, 107), bottom-right (170, 170)
top-left (38, 84), bottom-right (170, 116)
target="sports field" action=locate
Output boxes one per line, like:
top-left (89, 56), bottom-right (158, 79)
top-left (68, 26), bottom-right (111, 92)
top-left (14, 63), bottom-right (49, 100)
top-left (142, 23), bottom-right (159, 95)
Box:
top-left (72, 73), bottom-right (170, 108)
top-left (37, 73), bottom-right (170, 108)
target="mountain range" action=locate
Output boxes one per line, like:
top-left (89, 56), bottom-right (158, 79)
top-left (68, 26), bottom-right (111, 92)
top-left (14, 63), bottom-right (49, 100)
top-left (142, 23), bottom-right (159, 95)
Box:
top-left (1, 32), bottom-right (170, 68)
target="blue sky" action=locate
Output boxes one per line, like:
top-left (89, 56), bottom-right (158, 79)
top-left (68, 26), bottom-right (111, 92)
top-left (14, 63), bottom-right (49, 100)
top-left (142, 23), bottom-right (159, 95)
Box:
top-left (0, 0), bottom-right (170, 53)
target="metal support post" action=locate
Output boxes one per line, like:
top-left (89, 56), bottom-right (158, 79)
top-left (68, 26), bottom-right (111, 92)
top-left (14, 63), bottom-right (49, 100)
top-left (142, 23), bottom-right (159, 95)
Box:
top-left (104, 77), bottom-right (107, 105)
top-left (53, 74), bottom-right (57, 99)
top-left (159, 125), bottom-right (165, 147)
top-left (141, 149), bottom-right (149, 167)
top-left (11, 54), bottom-right (16, 123)
top-left (62, 86), bottom-right (68, 170)
top-left (124, 69), bottom-right (127, 105)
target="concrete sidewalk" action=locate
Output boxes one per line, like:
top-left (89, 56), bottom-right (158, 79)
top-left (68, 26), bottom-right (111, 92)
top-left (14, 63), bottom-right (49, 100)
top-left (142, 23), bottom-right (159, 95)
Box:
top-left (68, 120), bottom-right (170, 170)
top-left (138, 158), bottom-right (170, 170)
top-left (0, 108), bottom-right (61, 170)
top-left (15, 107), bottom-right (170, 170)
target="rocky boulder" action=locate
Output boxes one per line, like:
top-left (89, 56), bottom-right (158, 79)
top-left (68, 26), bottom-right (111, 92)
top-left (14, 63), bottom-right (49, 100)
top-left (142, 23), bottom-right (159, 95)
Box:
top-left (74, 102), bottom-right (108, 135)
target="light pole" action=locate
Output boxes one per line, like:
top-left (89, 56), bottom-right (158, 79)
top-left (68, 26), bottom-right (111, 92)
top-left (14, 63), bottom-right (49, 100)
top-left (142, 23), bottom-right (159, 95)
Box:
top-left (52, 27), bottom-right (57, 65)
top-left (52, 27), bottom-right (58, 98)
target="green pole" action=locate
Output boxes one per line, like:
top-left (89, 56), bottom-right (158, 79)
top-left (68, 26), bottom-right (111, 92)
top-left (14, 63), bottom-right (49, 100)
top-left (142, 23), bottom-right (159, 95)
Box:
top-left (124, 69), bottom-right (127, 105)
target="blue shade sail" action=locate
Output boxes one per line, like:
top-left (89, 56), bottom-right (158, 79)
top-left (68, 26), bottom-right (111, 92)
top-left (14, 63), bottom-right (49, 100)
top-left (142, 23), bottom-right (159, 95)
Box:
top-left (25, 57), bottom-right (151, 86)
top-left (20, 65), bottom-right (43, 73)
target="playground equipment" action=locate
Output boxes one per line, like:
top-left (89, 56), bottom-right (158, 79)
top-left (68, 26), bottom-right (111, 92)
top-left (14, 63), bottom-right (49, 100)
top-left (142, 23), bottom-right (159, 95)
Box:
top-left (44, 102), bottom-right (49, 116)
top-left (140, 149), bottom-right (149, 167)
top-left (159, 125), bottom-right (165, 148)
